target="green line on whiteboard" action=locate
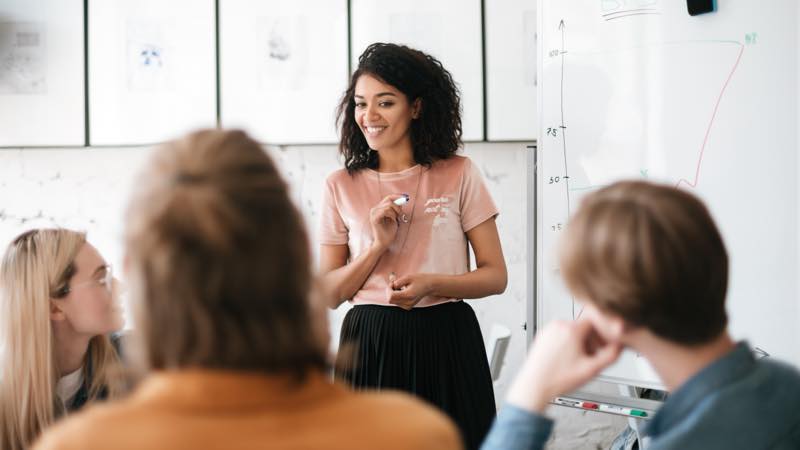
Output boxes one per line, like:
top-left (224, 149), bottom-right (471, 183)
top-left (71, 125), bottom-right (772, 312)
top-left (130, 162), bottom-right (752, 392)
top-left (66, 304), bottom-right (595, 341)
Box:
top-left (565, 39), bottom-right (743, 58)
top-left (570, 185), bottom-right (604, 192)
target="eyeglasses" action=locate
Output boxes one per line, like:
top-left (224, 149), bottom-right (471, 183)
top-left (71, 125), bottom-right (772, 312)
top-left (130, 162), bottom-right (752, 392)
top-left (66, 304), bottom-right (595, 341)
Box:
top-left (64, 265), bottom-right (113, 295)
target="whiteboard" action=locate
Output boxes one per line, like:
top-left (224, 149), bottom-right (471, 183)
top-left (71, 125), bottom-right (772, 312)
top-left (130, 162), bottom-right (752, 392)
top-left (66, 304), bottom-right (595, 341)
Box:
top-left (219, 0), bottom-right (347, 145)
top-left (485, 0), bottom-right (537, 141)
top-left (351, 0), bottom-right (484, 142)
top-left (0, 0), bottom-right (84, 147)
top-left (537, 0), bottom-right (800, 389)
top-left (88, 0), bottom-right (217, 146)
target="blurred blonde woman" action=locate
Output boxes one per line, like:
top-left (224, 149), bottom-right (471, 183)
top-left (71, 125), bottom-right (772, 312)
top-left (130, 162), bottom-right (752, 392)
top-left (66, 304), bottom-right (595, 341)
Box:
top-left (0, 229), bottom-right (125, 450)
top-left (33, 129), bottom-right (461, 450)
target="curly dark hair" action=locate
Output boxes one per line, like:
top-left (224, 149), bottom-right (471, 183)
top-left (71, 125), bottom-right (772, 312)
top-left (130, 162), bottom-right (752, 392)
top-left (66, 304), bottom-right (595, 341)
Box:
top-left (336, 43), bottom-right (463, 173)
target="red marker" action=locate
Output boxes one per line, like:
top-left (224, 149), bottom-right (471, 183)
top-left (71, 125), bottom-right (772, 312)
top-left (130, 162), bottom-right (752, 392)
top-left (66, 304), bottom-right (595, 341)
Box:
top-left (554, 398), bottom-right (598, 410)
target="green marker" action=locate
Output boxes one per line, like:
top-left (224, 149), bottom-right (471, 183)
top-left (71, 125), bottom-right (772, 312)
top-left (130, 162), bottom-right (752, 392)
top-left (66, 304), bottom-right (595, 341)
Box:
top-left (598, 404), bottom-right (649, 418)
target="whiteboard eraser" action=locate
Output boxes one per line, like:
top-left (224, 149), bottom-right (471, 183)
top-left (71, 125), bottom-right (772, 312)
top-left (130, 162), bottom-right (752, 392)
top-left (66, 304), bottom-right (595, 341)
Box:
top-left (687, 0), bottom-right (715, 16)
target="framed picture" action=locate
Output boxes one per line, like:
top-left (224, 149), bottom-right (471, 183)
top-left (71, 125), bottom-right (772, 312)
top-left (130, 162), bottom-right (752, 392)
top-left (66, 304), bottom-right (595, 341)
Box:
top-left (219, 0), bottom-right (348, 144)
top-left (88, 0), bottom-right (217, 145)
top-left (486, 0), bottom-right (537, 140)
top-left (0, 0), bottom-right (85, 146)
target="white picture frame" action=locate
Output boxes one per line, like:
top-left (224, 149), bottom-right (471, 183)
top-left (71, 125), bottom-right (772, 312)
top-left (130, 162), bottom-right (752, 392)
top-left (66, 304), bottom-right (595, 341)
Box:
top-left (486, 0), bottom-right (537, 141)
top-left (0, 0), bottom-right (85, 147)
top-left (219, 0), bottom-right (348, 145)
top-left (88, 0), bottom-right (217, 146)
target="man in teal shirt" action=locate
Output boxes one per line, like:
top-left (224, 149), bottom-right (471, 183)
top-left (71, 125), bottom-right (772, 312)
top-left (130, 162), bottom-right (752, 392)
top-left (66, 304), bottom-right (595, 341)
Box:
top-left (482, 181), bottom-right (800, 450)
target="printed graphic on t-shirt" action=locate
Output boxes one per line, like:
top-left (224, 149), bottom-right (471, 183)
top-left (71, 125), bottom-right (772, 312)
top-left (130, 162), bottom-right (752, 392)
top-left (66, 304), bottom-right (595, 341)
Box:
top-left (425, 195), bottom-right (453, 227)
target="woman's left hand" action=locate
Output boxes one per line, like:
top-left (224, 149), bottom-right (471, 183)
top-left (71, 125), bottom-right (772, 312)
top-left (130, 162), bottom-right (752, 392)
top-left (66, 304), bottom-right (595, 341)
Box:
top-left (387, 273), bottom-right (436, 310)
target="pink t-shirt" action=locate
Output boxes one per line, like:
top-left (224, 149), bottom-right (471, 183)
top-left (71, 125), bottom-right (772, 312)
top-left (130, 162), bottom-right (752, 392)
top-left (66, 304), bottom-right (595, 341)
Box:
top-left (320, 155), bottom-right (499, 308)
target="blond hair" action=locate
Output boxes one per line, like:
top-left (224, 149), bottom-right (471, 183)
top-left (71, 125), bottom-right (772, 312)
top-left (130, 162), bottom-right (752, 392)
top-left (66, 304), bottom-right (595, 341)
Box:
top-left (124, 129), bottom-right (326, 374)
top-left (0, 229), bottom-right (122, 450)
top-left (560, 181), bottom-right (729, 345)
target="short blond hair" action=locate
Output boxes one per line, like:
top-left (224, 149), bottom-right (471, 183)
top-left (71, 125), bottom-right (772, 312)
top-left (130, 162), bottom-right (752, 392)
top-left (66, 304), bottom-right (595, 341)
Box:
top-left (560, 181), bottom-right (728, 345)
top-left (124, 129), bottom-right (326, 374)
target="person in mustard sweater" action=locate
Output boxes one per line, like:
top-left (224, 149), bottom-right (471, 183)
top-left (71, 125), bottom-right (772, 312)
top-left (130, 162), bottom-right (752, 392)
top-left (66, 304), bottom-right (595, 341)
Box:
top-left (33, 129), bottom-right (462, 450)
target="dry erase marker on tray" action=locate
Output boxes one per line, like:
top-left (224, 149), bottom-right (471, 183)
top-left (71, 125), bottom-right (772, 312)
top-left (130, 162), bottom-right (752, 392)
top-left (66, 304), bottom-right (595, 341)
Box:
top-left (553, 398), bottom-right (579, 407)
top-left (553, 398), bottom-right (598, 410)
top-left (598, 404), bottom-right (648, 418)
top-left (394, 194), bottom-right (410, 206)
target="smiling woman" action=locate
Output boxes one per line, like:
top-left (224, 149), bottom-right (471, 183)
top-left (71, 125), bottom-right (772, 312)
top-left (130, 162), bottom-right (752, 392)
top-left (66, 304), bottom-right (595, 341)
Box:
top-left (0, 229), bottom-right (124, 450)
top-left (320, 43), bottom-right (508, 450)
top-left (336, 43), bottom-right (462, 173)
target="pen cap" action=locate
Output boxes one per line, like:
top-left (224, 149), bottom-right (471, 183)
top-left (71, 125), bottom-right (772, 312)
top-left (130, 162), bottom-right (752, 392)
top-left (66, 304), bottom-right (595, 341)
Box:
top-left (393, 195), bottom-right (410, 205)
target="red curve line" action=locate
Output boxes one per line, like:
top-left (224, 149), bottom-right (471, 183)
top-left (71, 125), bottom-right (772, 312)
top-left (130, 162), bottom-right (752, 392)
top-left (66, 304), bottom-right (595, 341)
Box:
top-left (676, 43), bottom-right (745, 189)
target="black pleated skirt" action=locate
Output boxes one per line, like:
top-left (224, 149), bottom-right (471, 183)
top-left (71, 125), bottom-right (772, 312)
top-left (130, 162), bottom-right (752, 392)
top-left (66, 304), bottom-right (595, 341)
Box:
top-left (335, 301), bottom-right (496, 450)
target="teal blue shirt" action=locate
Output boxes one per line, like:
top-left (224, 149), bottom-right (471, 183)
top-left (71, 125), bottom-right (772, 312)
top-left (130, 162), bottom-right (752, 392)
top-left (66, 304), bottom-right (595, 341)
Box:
top-left (482, 342), bottom-right (800, 450)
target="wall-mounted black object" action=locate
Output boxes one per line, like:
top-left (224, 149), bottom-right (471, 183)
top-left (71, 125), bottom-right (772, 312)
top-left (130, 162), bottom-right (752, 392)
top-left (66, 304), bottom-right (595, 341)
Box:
top-left (687, 0), bottom-right (715, 16)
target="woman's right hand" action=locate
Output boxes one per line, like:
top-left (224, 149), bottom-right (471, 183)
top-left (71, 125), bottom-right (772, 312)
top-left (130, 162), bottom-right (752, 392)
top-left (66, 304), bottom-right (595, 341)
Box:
top-left (369, 194), bottom-right (405, 252)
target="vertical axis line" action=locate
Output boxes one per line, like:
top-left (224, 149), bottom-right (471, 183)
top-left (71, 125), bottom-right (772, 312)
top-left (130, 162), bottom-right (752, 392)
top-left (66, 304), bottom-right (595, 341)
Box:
top-left (558, 20), bottom-right (577, 319)
top-left (559, 21), bottom-right (571, 215)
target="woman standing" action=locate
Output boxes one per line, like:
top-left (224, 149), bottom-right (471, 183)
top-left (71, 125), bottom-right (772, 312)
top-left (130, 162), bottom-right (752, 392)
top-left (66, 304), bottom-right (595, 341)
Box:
top-left (0, 229), bottom-right (124, 450)
top-left (320, 43), bottom-right (507, 449)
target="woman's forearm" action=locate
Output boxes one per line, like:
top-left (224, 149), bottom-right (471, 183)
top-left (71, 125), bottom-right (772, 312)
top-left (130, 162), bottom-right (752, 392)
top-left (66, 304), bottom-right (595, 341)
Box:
top-left (320, 244), bottom-right (386, 308)
top-left (429, 264), bottom-right (507, 300)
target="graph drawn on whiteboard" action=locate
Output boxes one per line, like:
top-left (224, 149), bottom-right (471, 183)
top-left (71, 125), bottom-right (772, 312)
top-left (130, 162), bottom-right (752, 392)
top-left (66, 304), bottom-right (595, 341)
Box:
top-left (534, 0), bottom-right (798, 388)
top-left (544, 31), bottom-right (750, 297)
top-left (0, 22), bottom-right (46, 94)
top-left (545, 24), bottom-right (748, 318)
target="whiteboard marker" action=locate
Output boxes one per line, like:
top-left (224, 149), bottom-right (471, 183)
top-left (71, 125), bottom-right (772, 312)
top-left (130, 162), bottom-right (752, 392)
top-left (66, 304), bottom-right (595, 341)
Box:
top-left (553, 397), bottom-right (580, 408)
top-left (598, 404), bottom-right (648, 417)
top-left (553, 398), bottom-right (599, 410)
top-left (393, 194), bottom-right (410, 206)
